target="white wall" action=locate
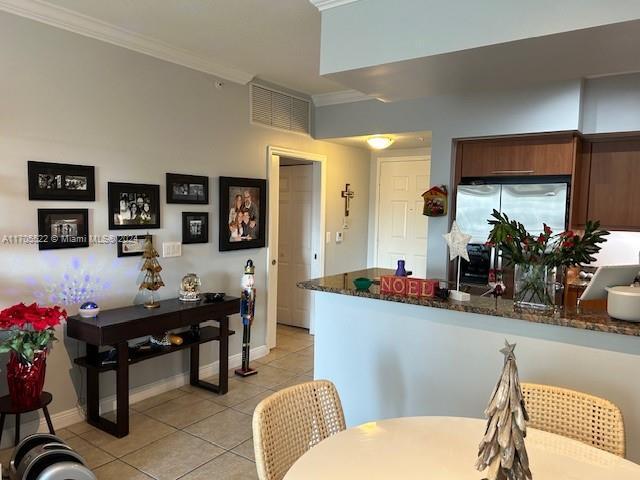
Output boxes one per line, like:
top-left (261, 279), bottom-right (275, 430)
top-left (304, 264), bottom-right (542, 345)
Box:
top-left (582, 73), bottom-right (640, 133)
top-left (316, 80), bottom-right (583, 278)
top-left (320, 0), bottom-right (640, 74)
top-left (314, 292), bottom-right (640, 462)
top-left (0, 12), bottom-right (370, 422)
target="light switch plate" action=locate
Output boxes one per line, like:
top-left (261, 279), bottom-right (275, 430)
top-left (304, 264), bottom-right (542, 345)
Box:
top-left (326, 232), bottom-right (331, 244)
top-left (162, 241), bottom-right (182, 258)
top-left (335, 231), bottom-right (343, 243)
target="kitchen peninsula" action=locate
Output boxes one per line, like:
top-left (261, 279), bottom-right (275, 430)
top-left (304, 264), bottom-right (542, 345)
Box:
top-left (299, 268), bottom-right (640, 461)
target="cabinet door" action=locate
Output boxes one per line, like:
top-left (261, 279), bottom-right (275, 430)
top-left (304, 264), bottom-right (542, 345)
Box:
top-left (588, 140), bottom-right (640, 230)
top-left (460, 136), bottom-right (574, 177)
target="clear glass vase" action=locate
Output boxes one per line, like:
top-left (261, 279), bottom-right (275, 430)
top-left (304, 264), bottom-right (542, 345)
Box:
top-left (513, 264), bottom-right (559, 313)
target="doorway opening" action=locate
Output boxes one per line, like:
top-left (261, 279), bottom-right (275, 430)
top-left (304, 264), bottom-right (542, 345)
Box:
top-left (266, 147), bottom-right (326, 349)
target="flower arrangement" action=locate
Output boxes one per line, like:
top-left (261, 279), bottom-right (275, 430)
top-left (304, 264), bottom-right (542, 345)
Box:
top-left (0, 302), bottom-right (67, 364)
top-left (486, 209), bottom-right (609, 267)
top-left (486, 210), bottom-right (609, 311)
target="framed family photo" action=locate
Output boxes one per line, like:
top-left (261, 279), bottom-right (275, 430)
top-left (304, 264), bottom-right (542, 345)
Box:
top-left (117, 235), bottom-right (149, 257)
top-left (166, 173), bottom-right (209, 204)
top-left (28, 161), bottom-right (95, 201)
top-left (219, 176), bottom-right (266, 251)
top-left (37, 208), bottom-right (89, 250)
top-left (182, 212), bottom-right (209, 244)
top-left (108, 182), bottom-right (160, 230)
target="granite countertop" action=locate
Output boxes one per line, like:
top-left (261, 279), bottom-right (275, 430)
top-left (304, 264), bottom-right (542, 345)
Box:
top-left (297, 268), bottom-right (640, 337)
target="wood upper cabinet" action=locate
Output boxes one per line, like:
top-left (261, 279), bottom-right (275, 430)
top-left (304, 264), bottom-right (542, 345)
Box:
top-left (586, 139), bottom-right (640, 230)
top-left (459, 135), bottom-right (576, 178)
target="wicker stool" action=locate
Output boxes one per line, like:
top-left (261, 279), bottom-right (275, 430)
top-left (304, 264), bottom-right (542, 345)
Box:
top-left (253, 380), bottom-right (346, 480)
top-left (522, 382), bottom-right (625, 457)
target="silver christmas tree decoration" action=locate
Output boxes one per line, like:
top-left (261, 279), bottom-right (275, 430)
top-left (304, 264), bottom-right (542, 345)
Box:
top-left (476, 341), bottom-right (532, 480)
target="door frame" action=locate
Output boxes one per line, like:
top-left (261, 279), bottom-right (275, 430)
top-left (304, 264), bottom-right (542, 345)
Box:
top-left (370, 154), bottom-right (431, 269)
top-left (266, 146), bottom-right (327, 348)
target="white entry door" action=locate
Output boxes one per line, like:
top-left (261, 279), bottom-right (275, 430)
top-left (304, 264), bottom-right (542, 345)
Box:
top-left (376, 159), bottom-right (430, 276)
top-left (277, 164), bottom-right (313, 328)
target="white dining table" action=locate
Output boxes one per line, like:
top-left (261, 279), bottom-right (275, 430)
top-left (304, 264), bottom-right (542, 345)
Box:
top-left (284, 416), bottom-right (640, 479)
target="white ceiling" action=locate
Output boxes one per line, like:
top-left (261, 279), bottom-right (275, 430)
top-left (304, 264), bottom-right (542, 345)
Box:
top-left (327, 131), bottom-right (432, 151)
top-left (11, 0), bottom-right (344, 95)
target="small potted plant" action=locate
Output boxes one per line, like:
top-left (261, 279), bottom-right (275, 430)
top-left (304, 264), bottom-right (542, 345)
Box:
top-left (487, 210), bottom-right (609, 312)
top-left (0, 302), bottom-right (67, 407)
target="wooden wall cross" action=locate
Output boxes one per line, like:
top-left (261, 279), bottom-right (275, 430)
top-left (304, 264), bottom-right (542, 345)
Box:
top-left (341, 183), bottom-right (355, 216)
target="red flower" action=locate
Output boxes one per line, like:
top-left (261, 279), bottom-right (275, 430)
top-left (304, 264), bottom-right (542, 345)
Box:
top-left (543, 224), bottom-right (552, 236)
top-left (0, 302), bottom-right (66, 331)
top-left (537, 235), bottom-right (545, 244)
top-left (562, 230), bottom-right (575, 238)
top-left (484, 241), bottom-right (495, 247)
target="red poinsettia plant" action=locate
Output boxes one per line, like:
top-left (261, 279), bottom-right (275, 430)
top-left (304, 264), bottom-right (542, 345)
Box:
top-left (0, 303), bottom-right (67, 364)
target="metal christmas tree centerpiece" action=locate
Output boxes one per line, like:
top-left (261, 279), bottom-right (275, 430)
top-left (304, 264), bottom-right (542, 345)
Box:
top-left (476, 341), bottom-right (531, 480)
top-left (139, 235), bottom-right (164, 309)
top-left (487, 210), bottom-right (609, 312)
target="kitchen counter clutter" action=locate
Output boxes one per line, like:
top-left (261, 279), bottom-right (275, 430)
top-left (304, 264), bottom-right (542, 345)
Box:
top-left (298, 268), bottom-right (640, 336)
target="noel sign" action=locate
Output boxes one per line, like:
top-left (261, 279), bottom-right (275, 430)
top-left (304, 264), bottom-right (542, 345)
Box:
top-left (380, 276), bottom-right (439, 297)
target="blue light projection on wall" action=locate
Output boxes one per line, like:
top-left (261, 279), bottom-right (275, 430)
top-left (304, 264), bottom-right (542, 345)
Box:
top-left (26, 253), bottom-right (135, 306)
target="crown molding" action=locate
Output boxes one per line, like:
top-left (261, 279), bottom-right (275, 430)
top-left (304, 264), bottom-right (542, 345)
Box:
top-left (312, 89), bottom-right (374, 106)
top-left (0, 0), bottom-right (255, 84)
top-left (309, 0), bottom-right (360, 11)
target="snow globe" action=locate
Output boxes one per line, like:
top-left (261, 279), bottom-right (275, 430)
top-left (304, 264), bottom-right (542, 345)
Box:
top-left (179, 273), bottom-right (201, 302)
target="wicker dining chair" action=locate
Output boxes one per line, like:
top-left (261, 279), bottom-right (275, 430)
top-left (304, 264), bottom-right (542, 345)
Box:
top-left (521, 382), bottom-right (626, 457)
top-left (252, 380), bottom-right (346, 480)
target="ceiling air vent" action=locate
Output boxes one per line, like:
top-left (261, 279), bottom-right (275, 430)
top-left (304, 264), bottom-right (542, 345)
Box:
top-left (251, 84), bottom-right (310, 135)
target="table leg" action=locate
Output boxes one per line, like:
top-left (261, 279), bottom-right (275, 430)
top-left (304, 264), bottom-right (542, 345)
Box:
top-left (43, 406), bottom-right (55, 434)
top-left (0, 413), bottom-right (5, 447)
top-left (190, 342), bottom-right (200, 387)
top-left (115, 341), bottom-right (129, 437)
top-left (86, 344), bottom-right (100, 425)
top-left (190, 317), bottom-right (230, 395)
top-left (14, 414), bottom-right (20, 446)
top-left (218, 316), bottom-right (229, 394)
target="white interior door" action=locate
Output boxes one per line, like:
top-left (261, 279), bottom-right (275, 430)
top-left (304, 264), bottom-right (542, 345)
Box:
top-left (277, 164), bottom-right (313, 328)
top-left (377, 159), bottom-right (430, 276)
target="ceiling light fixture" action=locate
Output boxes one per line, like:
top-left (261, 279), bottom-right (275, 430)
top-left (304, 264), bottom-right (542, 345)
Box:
top-left (367, 136), bottom-right (394, 150)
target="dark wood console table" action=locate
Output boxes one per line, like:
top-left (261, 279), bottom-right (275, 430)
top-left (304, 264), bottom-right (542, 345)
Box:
top-left (67, 296), bottom-right (239, 438)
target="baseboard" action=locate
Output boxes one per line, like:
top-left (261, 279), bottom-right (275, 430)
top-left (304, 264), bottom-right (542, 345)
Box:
top-left (0, 344), bottom-right (269, 449)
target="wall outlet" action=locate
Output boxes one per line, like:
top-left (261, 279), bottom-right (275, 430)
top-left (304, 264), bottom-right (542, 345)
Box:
top-left (335, 231), bottom-right (343, 243)
top-left (343, 219), bottom-right (350, 230)
top-left (162, 241), bottom-right (182, 258)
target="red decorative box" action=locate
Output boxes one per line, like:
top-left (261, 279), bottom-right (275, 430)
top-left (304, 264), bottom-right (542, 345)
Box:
top-left (380, 276), bottom-right (438, 298)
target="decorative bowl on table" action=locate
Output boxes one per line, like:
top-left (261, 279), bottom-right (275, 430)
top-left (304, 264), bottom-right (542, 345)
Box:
top-left (353, 277), bottom-right (374, 291)
top-left (204, 292), bottom-right (226, 302)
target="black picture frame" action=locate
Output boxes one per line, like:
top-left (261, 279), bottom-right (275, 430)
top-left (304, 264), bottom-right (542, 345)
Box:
top-left (166, 173), bottom-right (209, 204)
top-left (117, 234), bottom-right (149, 257)
top-left (182, 212), bottom-right (209, 244)
top-left (28, 161), bottom-right (95, 201)
top-left (219, 176), bottom-right (267, 251)
top-left (37, 208), bottom-right (89, 250)
top-left (108, 182), bottom-right (160, 230)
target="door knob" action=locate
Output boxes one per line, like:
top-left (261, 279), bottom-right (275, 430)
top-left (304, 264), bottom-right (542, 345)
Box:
top-left (272, 259), bottom-right (277, 265)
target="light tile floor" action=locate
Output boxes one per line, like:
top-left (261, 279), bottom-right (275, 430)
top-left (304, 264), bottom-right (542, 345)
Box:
top-left (0, 325), bottom-right (313, 480)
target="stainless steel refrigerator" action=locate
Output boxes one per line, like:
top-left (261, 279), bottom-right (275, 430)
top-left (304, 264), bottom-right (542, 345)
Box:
top-left (456, 181), bottom-right (569, 285)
